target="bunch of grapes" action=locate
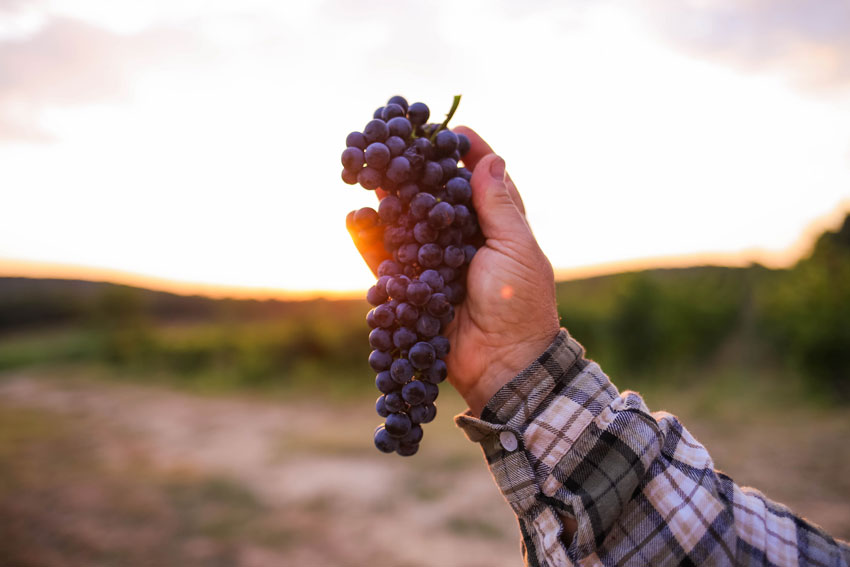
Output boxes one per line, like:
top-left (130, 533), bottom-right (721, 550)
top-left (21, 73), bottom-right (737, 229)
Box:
top-left (342, 95), bottom-right (481, 456)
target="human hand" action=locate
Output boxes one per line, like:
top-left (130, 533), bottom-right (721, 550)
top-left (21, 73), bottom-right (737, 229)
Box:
top-left (348, 126), bottom-right (560, 417)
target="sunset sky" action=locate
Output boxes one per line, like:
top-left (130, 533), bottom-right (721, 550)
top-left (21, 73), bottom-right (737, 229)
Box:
top-left (2, 0), bottom-right (849, 297)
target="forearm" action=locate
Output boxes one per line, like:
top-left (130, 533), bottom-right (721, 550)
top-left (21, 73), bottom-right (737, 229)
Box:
top-left (456, 329), bottom-right (850, 566)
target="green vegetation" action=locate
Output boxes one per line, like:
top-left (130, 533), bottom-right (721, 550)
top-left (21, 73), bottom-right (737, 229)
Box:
top-left (1, 214), bottom-right (848, 401)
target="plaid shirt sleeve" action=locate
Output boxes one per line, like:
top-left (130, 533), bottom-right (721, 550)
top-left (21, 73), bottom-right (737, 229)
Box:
top-left (455, 329), bottom-right (850, 567)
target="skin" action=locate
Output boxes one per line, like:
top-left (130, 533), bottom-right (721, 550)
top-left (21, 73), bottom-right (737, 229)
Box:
top-left (350, 125), bottom-right (561, 417)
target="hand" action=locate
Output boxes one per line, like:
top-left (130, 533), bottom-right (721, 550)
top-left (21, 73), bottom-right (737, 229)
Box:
top-left (348, 126), bottom-right (560, 417)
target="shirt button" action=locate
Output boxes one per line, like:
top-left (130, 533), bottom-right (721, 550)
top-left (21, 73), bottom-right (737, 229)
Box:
top-left (499, 431), bottom-right (519, 452)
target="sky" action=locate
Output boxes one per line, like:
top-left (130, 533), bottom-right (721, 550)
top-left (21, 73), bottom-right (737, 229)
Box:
top-left (1, 0), bottom-right (849, 297)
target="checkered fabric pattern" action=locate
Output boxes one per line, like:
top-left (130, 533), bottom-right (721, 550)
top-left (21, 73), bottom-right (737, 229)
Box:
top-left (455, 329), bottom-right (850, 567)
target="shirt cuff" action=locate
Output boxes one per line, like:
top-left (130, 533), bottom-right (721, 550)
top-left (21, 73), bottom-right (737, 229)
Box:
top-left (453, 328), bottom-right (592, 514)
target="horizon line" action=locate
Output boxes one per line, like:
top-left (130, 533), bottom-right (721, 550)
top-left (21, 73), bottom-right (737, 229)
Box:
top-left (1, 200), bottom-right (846, 301)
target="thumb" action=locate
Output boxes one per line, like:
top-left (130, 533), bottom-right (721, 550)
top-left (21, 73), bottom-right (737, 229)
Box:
top-left (470, 154), bottom-right (531, 243)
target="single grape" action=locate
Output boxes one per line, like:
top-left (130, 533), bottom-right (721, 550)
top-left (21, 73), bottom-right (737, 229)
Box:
top-left (385, 392), bottom-right (406, 413)
top-left (413, 221), bottom-right (438, 244)
top-left (377, 260), bottom-right (401, 277)
top-left (443, 245), bottom-right (465, 268)
top-left (386, 275), bottom-right (410, 300)
top-left (438, 157), bottom-right (458, 181)
top-left (393, 326), bottom-right (417, 349)
top-left (357, 167), bottom-right (382, 190)
top-left (435, 130), bottom-right (459, 156)
top-left (369, 328), bottom-right (393, 351)
top-left (385, 412), bottom-right (412, 437)
top-left (369, 349), bottom-right (393, 372)
top-left (341, 168), bottom-right (358, 185)
top-left (396, 442), bottom-right (419, 457)
top-left (437, 266), bottom-right (458, 284)
top-left (372, 303), bottom-right (395, 328)
top-left (395, 303), bottom-right (419, 327)
top-left (390, 358), bottom-right (414, 384)
top-left (417, 243), bottom-right (442, 269)
top-left (387, 116), bottom-right (412, 139)
top-left (422, 403), bottom-right (437, 423)
top-left (353, 207), bottom-right (378, 230)
top-left (412, 137), bottom-right (434, 160)
top-left (457, 133), bottom-right (471, 156)
top-left (456, 167), bottom-right (472, 181)
top-left (373, 107), bottom-right (385, 119)
top-left (452, 204), bottom-right (471, 227)
top-left (376, 371), bottom-right (398, 394)
top-left (423, 382), bottom-right (439, 403)
top-left (396, 242), bottom-right (420, 265)
top-left (402, 380), bottom-right (427, 405)
top-left (364, 119), bottom-right (389, 143)
top-left (427, 201), bottom-right (455, 230)
top-left (406, 280), bottom-right (432, 306)
top-left (374, 426), bottom-right (399, 453)
top-left (385, 135), bottom-right (406, 157)
top-left (425, 293), bottom-right (451, 318)
top-left (409, 342), bottom-right (436, 370)
top-left (407, 102), bottom-right (430, 125)
top-left (397, 182), bottom-right (419, 205)
top-left (419, 269), bottom-right (444, 292)
top-left (415, 314), bottom-right (440, 338)
top-left (420, 161), bottom-right (443, 187)
top-left (341, 147), bottom-right (365, 170)
top-left (346, 131), bottom-right (367, 150)
top-left (378, 195), bottom-right (402, 224)
top-left (376, 396), bottom-right (390, 417)
top-left (463, 244), bottom-right (477, 264)
top-left (446, 177), bottom-right (471, 204)
top-left (422, 359), bottom-right (447, 384)
top-left (386, 156), bottom-right (411, 183)
top-left (364, 142), bottom-right (391, 169)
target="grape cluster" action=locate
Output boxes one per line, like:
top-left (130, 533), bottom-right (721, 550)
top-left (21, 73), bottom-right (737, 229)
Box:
top-left (342, 95), bottom-right (481, 456)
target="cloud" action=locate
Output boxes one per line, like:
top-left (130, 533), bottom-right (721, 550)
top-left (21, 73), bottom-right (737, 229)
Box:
top-left (0, 16), bottom-right (202, 142)
top-left (640, 0), bottom-right (850, 91)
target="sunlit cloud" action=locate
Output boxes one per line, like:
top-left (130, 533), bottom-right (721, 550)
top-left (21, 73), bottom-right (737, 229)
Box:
top-left (637, 0), bottom-right (850, 92)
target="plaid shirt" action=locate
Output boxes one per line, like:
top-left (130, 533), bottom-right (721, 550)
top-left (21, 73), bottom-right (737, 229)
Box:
top-left (455, 329), bottom-right (850, 567)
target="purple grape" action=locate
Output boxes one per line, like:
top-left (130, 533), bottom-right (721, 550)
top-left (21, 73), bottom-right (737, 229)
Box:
top-left (457, 133), bottom-right (470, 156)
top-left (410, 192), bottom-right (437, 219)
top-left (365, 143), bottom-right (390, 169)
top-left (385, 412), bottom-right (412, 437)
top-left (367, 284), bottom-right (388, 306)
top-left (420, 161), bottom-right (443, 187)
top-left (443, 245), bottom-right (465, 268)
top-left (409, 342), bottom-right (436, 370)
top-left (363, 119), bottom-right (389, 143)
top-left (378, 195), bottom-right (402, 224)
top-left (457, 167), bottom-right (472, 181)
top-left (408, 404), bottom-right (428, 424)
top-left (387, 116), bottom-right (412, 139)
top-left (386, 275), bottom-right (410, 300)
top-left (402, 380), bottom-right (426, 405)
top-left (341, 168), bottom-right (359, 185)
top-left (396, 242), bottom-right (420, 265)
top-left (422, 359), bottom-right (447, 384)
top-left (385, 392), bottom-right (406, 413)
top-left (342, 147), bottom-right (365, 170)
top-left (395, 303), bottom-right (419, 327)
top-left (446, 177), bottom-right (471, 204)
top-left (376, 371), bottom-right (398, 394)
top-left (398, 182), bottom-right (419, 204)
top-left (346, 131), bottom-right (367, 150)
top-left (435, 130), bottom-right (459, 156)
top-left (402, 424), bottom-right (424, 445)
top-left (385, 135), bottom-right (406, 157)
top-left (373, 107), bottom-right (384, 119)
top-left (427, 201), bottom-right (455, 229)
top-left (369, 328), bottom-right (393, 351)
top-left (463, 244), bottom-right (477, 264)
top-left (417, 243), bottom-right (442, 268)
top-left (376, 396), bottom-right (390, 417)
top-left (374, 426), bottom-right (399, 453)
top-left (438, 157), bottom-right (457, 181)
top-left (426, 293), bottom-right (451, 318)
top-left (453, 204), bottom-right (471, 227)
top-left (428, 335), bottom-right (451, 359)
top-left (422, 403), bottom-right (437, 424)
top-left (412, 137), bottom-right (434, 160)
top-left (413, 221), bottom-right (438, 244)
top-left (390, 358), bottom-right (414, 384)
top-left (423, 382), bottom-right (439, 403)
top-left (369, 350), bottom-right (393, 372)
top-left (358, 167), bottom-right (382, 190)
top-left (382, 103), bottom-right (405, 121)
top-left (387, 95), bottom-right (409, 113)
top-left (437, 267), bottom-right (458, 284)
top-left (406, 280), bottom-right (432, 306)
top-left (386, 156), bottom-right (411, 183)
top-left (416, 314), bottom-right (440, 338)
top-left (377, 260), bottom-right (401, 277)
top-left (372, 303), bottom-right (395, 328)
top-left (393, 326), bottom-right (417, 349)
top-left (419, 269), bottom-right (444, 292)
top-left (407, 102), bottom-right (430, 125)
top-left (396, 442), bottom-right (419, 457)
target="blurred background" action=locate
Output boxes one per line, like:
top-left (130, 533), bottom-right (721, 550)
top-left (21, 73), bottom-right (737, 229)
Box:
top-left (1, 1), bottom-right (849, 565)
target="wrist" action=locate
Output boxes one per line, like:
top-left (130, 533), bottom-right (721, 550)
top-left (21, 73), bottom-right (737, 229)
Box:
top-left (462, 327), bottom-right (560, 417)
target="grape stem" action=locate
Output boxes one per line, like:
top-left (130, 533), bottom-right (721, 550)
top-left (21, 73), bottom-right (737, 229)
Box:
top-left (429, 95), bottom-right (462, 143)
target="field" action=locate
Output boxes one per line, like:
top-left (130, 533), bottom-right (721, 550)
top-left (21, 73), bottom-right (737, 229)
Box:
top-left (0, 216), bottom-right (848, 564)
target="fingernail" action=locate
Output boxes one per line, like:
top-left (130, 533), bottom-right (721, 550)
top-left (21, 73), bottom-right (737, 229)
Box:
top-left (489, 156), bottom-right (505, 181)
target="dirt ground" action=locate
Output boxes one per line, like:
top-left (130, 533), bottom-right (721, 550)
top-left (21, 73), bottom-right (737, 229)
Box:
top-left (0, 373), bottom-right (848, 566)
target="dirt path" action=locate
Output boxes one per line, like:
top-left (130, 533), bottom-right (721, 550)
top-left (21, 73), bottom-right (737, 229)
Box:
top-left (0, 375), bottom-right (520, 566)
top-left (1, 374), bottom-right (848, 566)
